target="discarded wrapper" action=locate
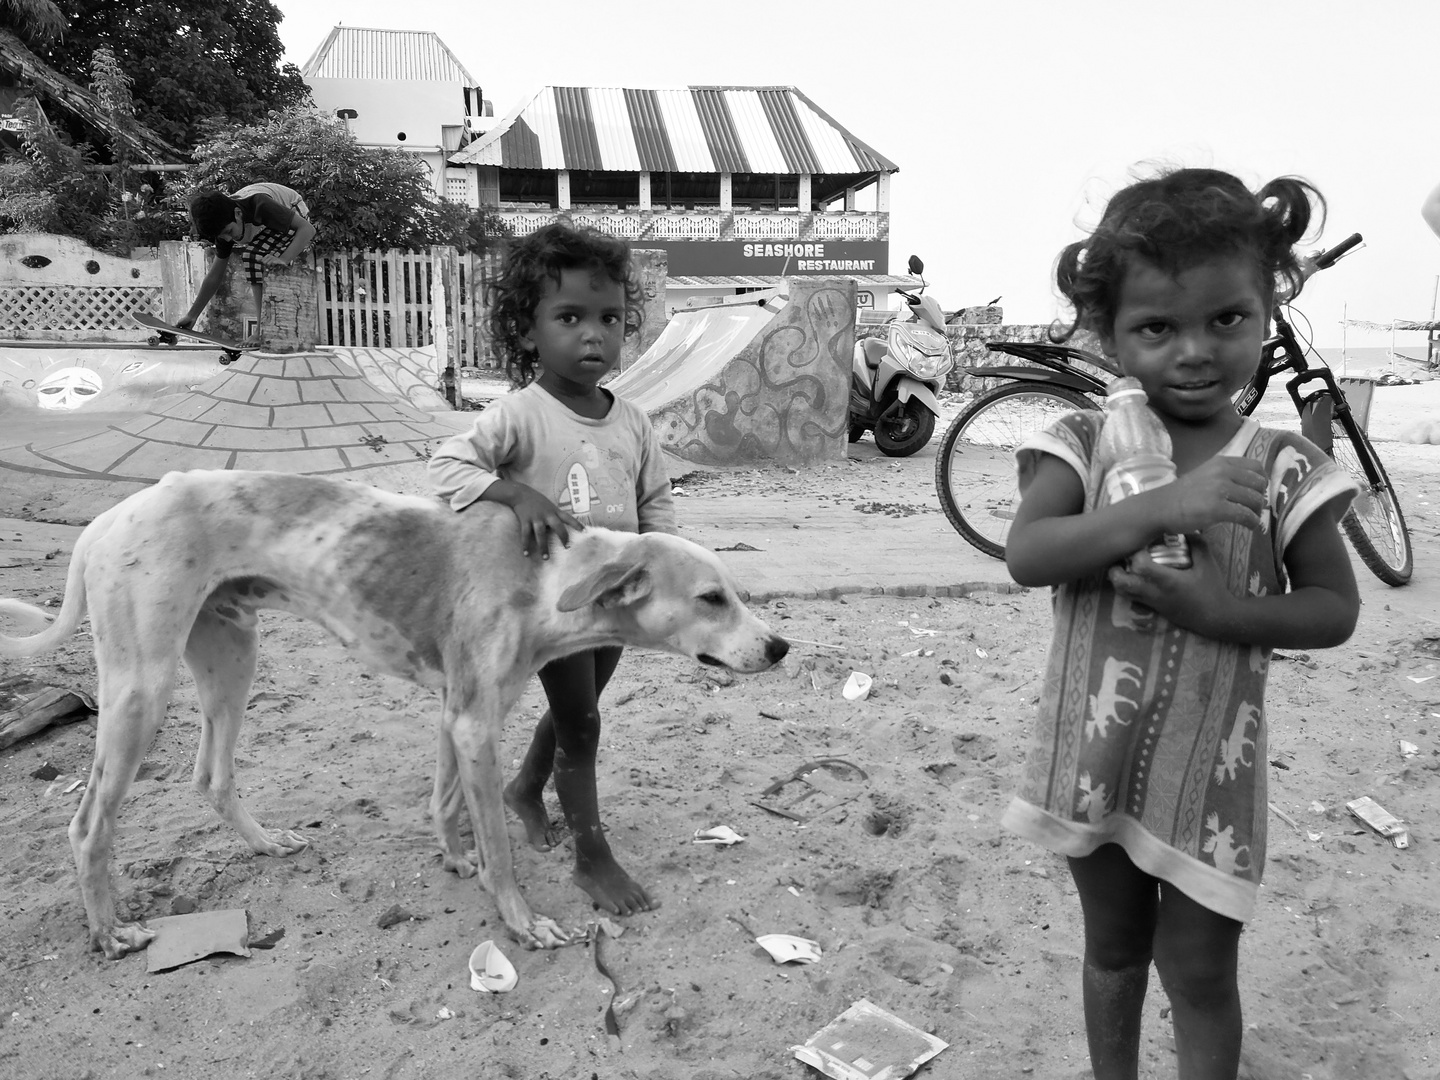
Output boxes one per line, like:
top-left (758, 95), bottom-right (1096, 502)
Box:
top-left (1346, 796), bottom-right (1410, 849)
top-left (468, 939), bottom-right (518, 992)
top-left (693, 825), bottom-right (746, 846)
top-left (755, 934), bottom-right (822, 965)
top-left (792, 998), bottom-right (948, 1080)
top-left (146, 909), bottom-right (250, 973)
top-left (841, 671), bottom-right (873, 701)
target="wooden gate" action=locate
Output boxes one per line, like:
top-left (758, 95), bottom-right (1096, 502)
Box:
top-left (317, 247), bottom-right (497, 369)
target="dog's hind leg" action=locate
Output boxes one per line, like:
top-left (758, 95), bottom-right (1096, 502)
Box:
top-left (430, 693), bottom-right (477, 879)
top-left (69, 640), bottom-right (184, 958)
top-left (184, 609), bottom-right (308, 857)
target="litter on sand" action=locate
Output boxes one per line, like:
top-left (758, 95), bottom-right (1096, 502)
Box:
top-left (755, 934), bottom-right (822, 964)
top-left (693, 825), bottom-right (746, 846)
top-left (792, 998), bottom-right (949, 1080)
top-left (146, 909), bottom-right (250, 973)
top-left (842, 671), bottom-right (873, 701)
top-left (468, 939), bottom-right (518, 992)
top-left (1346, 796), bottom-right (1410, 849)
top-left (726, 914), bottom-right (822, 965)
top-left (750, 758), bottom-right (869, 823)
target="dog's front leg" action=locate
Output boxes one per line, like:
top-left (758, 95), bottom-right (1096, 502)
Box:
top-left (443, 686), bottom-right (570, 949)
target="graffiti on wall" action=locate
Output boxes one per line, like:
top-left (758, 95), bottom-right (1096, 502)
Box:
top-left (653, 278), bottom-right (855, 467)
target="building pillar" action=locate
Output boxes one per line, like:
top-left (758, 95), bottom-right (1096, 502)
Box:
top-left (638, 171), bottom-right (652, 210)
top-left (557, 170), bottom-right (571, 210)
top-left (720, 173), bottom-right (732, 211)
top-left (844, 186), bottom-right (857, 212)
top-left (875, 172), bottom-right (891, 213)
top-left (797, 173), bottom-right (812, 211)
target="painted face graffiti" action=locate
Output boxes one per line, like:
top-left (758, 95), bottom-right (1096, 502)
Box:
top-left (35, 367), bottom-right (104, 410)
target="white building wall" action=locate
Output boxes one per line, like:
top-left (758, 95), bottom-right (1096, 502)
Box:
top-left (307, 77), bottom-right (464, 148)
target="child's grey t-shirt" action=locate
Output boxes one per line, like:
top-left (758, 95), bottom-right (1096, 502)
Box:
top-left (428, 382), bottom-right (676, 535)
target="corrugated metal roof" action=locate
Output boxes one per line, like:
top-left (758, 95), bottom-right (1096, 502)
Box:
top-left (301, 26), bottom-right (477, 83)
top-left (452, 86), bottom-right (897, 175)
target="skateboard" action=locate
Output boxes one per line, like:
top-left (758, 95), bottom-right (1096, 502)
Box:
top-left (133, 312), bottom-right (244, 365)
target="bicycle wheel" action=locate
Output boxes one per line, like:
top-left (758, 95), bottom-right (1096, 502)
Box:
top-left (935, 383), bottom-right (1097, 559)
top-left (1326, 410), bottom-right (1413, 585)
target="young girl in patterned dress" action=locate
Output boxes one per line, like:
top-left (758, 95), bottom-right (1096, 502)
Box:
top-left (1001, 168), bottom-right (1361, 1080)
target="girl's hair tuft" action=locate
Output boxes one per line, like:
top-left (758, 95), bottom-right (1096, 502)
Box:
top-left (1051, 167), bottom-right (1325, 342)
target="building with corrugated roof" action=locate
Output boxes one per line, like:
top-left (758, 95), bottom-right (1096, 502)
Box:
top-left (299, 26), bottom-right (489, 200)
top-left (450, 84), bottom-right (906, 311)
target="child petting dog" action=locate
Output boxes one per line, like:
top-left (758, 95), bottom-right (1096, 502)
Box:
top-left (429, 222), bottom-right (676, 918)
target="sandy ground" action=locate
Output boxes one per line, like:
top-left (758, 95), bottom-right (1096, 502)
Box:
top-left (1, 374), bottom-right (1439, 1079)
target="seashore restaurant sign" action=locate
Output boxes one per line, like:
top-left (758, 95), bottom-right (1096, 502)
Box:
top-left (655, 240), bottom-right (890, 277)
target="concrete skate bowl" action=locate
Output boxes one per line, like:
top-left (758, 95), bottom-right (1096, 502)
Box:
top-left (0, 347), bottom-right (470, 522)
top-left (319, 344), bottom-right (450, 410)
top-left (608, 277), bottom-right (856, 467)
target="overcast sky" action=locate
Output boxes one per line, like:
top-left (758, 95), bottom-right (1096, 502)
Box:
top-left (272, 0), bottom-right (1440, 348)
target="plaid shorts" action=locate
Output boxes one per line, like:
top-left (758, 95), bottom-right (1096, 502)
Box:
top-left (240, 223), bottom-right (315, 284)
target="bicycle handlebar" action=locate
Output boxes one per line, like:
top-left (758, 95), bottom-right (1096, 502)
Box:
top-left (1314, 232), bottom-right (1362, 270)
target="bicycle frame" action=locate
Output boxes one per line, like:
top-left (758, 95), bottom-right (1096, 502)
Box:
top-left (964, 340), bottom-right (1111, 397)
top-left (1235, 309), bottom-right (1358, 456)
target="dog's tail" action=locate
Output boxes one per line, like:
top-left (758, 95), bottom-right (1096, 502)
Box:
top-left (0, 531), bottom-right (89, 658)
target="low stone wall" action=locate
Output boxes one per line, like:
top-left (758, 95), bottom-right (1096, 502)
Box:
top-left (856, 305), bottom-right (1105, 392)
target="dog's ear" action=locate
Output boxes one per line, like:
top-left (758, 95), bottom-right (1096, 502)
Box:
top-left (556, 560), bottom-right (652, 612)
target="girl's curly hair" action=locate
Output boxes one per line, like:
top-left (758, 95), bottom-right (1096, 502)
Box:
top-left (487, 221), bottom-right (644, 385)
top-left (1052, 168), bottom-right (1325, 341)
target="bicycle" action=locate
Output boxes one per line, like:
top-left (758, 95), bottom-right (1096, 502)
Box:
top-left (934, 231), bottom-right (1414, 585)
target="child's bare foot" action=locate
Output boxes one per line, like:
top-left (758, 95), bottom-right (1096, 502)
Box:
top-left (575, 857), bottom-right (659, 916)
top-left (504, 777), bottom-right (563, 850)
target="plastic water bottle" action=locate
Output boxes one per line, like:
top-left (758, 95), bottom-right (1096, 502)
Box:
top-left (1097, 377), bottom-right (1192, 568)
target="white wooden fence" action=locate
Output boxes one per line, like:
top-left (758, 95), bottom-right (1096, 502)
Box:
top-left (315, 247), bottom-right (497, 367)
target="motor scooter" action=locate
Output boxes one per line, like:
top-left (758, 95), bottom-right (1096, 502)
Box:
top-left (848, 255), bottom-right (955, 457)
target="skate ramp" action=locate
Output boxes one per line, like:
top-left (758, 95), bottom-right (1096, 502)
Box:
top-left (320, 344), bottom-right (450, 411)
top-left (0, 344), bottom-right (224, 416)
top-left (609, 277), bottom-right (855, 467)
top-left (0, 349), bottom-right (471, 522)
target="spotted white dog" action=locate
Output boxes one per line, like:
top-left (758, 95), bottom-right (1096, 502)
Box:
top-left (0, 470), bottom-right (788, 959)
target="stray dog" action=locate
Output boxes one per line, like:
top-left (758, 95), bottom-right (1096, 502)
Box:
top-left (0, 470), bottom-right (788, 959)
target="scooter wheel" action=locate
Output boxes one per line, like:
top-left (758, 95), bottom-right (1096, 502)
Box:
top-left (847, 422), bottom-right (867, 443)
top-left (873, 399), bottom-right (935, 457)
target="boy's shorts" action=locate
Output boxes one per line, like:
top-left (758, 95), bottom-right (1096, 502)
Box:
top-left (240, 223), bottom-right (316, 285)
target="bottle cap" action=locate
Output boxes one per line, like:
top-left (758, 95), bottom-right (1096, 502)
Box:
top-left (1105, 376), bottom-right (1144, 396)
top-left (1104, 376), bottom-right (1146, 410)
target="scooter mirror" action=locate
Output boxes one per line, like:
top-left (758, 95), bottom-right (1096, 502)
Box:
top-left (907, 255), bottom-right (924, 276)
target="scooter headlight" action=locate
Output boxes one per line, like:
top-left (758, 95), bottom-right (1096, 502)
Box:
top-left (891, 324), bottom-right (951, 379)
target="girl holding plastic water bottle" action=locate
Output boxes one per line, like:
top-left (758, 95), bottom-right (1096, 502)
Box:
top-left (1001, 168), bottom-right (1361, 1080)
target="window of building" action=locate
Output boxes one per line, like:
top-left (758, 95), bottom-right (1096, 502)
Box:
top-left (731, 173), bottom-right (800, 210)
top-left (569, 170), bottom-right (639, 209)
top-left (498, 169), bottom-right (557, 208)
top-left (653, 172), bottom-right (722, 210)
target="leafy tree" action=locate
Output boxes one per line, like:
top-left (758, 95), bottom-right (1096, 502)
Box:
top-left (186, 106), bottom-right (509, 253)
top-left (0, 0), bottom-right (63, 46)
top-left (0, 94), bottom-right (108, 244)
top-left (4, 0), bottom-right (307, 153)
